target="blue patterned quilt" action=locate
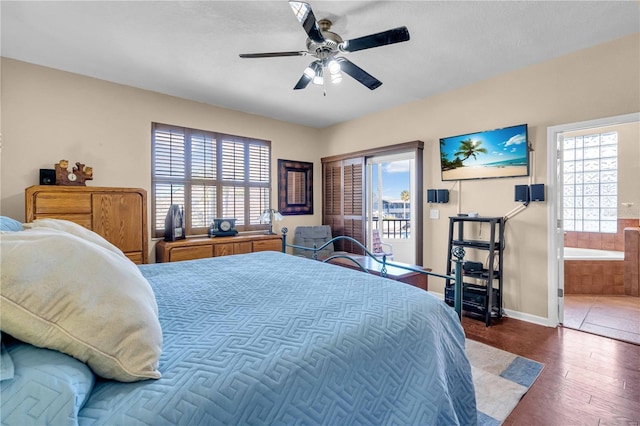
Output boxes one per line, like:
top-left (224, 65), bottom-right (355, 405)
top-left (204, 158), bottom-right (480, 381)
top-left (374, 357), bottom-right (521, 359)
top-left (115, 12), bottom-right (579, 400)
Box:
top-left (78, 251), bottom-right (476, 425)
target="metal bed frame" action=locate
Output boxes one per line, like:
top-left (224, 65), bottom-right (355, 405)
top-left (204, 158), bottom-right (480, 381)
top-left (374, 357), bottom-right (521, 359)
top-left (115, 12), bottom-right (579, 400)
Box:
top-left (280, 227), bottom-right (467, 320)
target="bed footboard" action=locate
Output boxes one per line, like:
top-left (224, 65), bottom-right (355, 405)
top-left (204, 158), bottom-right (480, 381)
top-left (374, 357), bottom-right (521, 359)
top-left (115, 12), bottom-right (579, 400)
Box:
top-left (280, 227), bottom-right (466, 320)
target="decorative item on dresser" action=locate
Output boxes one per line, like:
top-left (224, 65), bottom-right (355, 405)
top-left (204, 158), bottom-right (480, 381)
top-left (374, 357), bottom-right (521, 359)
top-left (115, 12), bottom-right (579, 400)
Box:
top-left (258, 209), bottom-right (283, 235)
top-left (25, 185), bottom-right (148, 264)
top-left (54, 159), bottom-right (93, 186)
top-left (156, 233), bottom-right (282, 262)
top-left (164, 204), bottom-right (186, 241)
top-left (208, 218), bottom-right (239, 237)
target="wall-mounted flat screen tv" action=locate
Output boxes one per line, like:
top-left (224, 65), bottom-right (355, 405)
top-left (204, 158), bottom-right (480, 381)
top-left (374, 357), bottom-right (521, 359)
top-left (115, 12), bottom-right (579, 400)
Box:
top-left (440, 123), bottom-right (529, 181)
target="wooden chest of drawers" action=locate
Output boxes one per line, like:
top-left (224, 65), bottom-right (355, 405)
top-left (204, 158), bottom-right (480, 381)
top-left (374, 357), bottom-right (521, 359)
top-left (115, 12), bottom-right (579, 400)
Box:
top-left (156, 234), bottom-right (282, 263)
top-left (25, 185), bottom-right (148, 264)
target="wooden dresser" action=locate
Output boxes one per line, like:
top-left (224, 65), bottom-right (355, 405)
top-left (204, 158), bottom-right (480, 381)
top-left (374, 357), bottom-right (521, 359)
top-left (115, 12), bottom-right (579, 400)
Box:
top-left (25, 185), bottom-right (148, 264)
top-left (156, 234), bottom-right (282, 263)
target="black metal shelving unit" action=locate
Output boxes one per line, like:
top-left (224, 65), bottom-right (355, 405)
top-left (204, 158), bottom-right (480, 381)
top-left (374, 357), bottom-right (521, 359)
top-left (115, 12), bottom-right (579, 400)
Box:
top-left (445, 216), bottom-right (505, 326)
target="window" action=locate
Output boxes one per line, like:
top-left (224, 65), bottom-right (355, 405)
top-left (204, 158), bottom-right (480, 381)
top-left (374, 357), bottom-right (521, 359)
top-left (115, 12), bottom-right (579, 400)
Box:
top-left (563, 131), bottom-right (617, 233)
top-left (152, 123), bottom-right (271, 238)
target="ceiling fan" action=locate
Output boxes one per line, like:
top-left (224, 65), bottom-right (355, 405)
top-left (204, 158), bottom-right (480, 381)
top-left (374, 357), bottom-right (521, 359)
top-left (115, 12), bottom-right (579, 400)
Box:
top-left (239, 1), bottom-right (410, 91)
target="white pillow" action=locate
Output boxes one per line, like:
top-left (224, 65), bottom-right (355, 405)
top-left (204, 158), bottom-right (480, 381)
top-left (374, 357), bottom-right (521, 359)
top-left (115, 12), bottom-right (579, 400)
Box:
top-left (25, 218), bottom-right (126, 258)
top-left (0, 227), bottom-right (162, 382)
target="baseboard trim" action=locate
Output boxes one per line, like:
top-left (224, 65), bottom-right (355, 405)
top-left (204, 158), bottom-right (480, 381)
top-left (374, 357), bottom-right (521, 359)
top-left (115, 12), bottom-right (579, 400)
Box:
top-left (503, 309), bottom-right (553, 327)
top-left (429, 291), bottom-right (554, 328)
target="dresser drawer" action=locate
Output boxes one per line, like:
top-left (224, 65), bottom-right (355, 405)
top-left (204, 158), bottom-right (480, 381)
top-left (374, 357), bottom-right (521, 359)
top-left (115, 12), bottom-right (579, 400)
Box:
top-left (253, 239), bottom-right (281, 252)
top-left (125, 252), bottom-right (144, 265)
top-left (33, 193), bottom-right (92, 214)
top-left (32, 213), bottom-right (92, 229)
top-left (213, 242), bottom-right (252, 257)
top-left (170, 245), bottom-right (213, 262)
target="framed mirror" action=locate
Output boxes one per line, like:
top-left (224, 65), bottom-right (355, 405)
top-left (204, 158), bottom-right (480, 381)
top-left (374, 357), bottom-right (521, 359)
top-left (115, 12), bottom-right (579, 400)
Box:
top-left (278, 159), bottom-right (313, 215)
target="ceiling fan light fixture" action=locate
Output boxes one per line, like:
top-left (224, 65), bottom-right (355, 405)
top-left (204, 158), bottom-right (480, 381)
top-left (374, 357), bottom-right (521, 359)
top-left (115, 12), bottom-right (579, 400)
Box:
top-left (328, 59), bottom-right (341, 75)
top-left (331, 72), bottom-right (342, 84)
top-left (313, 67), bottom-right (324, 85)
top-left (303, 66), bottom-right (315, 79)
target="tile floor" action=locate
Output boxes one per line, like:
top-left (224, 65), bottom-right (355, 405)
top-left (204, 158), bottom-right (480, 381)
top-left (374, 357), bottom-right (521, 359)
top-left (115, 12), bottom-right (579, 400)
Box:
top-left (563, 294), bottom-right (640, 345)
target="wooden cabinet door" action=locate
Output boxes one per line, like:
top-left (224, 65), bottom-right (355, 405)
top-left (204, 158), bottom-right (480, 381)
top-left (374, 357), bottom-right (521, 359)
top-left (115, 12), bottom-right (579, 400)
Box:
top-left (213, 241), bottom-right (253, 257)
top-left (342, 158), bottom-right (364, 254)
top-left (213, 243), bottom-right (233, 257)
top-left (233, 242), bottom-right (253, 255)
top-left (92, 193), bottom-right (143, 255)
top-left (322, 158), bottom-right (365, 254)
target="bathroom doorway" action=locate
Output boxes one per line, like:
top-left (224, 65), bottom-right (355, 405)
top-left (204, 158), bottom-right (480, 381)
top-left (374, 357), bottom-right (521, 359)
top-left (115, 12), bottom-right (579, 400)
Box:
top-left (547, 113), bottom-right (640, 344)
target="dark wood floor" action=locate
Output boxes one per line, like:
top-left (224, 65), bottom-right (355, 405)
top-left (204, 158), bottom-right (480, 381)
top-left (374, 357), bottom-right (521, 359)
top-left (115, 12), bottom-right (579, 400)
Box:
top-left (462, 316), bottom-right (640, 425)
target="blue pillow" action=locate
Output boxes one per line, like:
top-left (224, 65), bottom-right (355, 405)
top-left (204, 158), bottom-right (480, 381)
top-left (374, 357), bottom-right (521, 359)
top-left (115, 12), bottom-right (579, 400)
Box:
top-left (0, 340), bottom-right (14, 381)
top-left (0, 216), bottom-right (23, 232)
top-left (0, 340), bottom-right (96, 426)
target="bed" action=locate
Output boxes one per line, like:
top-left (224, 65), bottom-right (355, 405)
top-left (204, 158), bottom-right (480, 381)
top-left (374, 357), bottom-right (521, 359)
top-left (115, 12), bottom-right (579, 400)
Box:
top-left (0, 217), bottom-right (476, 425)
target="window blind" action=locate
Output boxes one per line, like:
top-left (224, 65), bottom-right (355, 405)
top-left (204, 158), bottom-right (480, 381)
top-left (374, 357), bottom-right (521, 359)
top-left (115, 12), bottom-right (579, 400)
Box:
top-left (152, 123), bottom-right (271, 238)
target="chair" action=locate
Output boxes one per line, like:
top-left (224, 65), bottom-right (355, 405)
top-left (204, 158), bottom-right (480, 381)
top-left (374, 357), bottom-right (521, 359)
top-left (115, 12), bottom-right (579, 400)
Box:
top-left (371, 229), bottom-right (393, 260)
top-left (293, 225), bottom-right (338, 259)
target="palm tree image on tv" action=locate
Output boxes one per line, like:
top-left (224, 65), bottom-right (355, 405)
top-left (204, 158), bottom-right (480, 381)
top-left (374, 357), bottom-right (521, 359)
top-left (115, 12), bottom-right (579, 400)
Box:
top-left (440, 124), bottom-right (529, 181)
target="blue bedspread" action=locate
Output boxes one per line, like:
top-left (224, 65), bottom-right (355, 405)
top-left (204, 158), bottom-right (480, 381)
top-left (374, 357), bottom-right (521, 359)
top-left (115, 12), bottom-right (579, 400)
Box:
top-left (78, 251), bottom-right (476, 425)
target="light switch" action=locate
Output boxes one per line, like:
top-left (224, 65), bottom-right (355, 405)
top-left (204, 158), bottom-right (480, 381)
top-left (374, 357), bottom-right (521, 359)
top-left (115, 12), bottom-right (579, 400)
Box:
top-left (430, 208), bottom-right (440, 219)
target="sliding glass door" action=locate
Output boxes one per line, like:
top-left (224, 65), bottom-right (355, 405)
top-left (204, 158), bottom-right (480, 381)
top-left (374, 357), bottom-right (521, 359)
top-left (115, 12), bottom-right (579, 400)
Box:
top-left (366, 152), bottom-right (416, 264)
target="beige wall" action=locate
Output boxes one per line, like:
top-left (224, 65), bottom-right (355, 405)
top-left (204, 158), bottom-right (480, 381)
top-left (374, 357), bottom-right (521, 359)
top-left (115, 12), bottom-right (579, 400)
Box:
top-left (2, 33), bottom-right (639, 320)
top-left (321, 33), bottom-right (640, 319)
top-left (0, 57), bottom-right (324, 261)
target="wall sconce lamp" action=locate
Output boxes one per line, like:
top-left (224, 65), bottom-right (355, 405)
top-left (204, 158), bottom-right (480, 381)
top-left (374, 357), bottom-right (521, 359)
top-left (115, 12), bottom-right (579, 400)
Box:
top-left (259, 209), bottom-right (283, 235)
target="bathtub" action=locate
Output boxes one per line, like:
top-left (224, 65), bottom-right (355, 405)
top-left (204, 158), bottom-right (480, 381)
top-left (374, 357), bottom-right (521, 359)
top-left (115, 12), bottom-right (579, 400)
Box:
top-left (564, 247), bottom-right (625, 294)
top-left (564, 247), bottom-right (624, 261)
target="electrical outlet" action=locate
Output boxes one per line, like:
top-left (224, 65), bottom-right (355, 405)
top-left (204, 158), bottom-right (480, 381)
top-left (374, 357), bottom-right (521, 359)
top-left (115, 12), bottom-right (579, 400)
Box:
top-left (430, 208), bottom-right (440, 219)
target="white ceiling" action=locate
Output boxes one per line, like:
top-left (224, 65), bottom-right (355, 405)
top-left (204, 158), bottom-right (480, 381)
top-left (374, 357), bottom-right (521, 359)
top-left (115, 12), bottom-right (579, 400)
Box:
top-left (2, 1), bottom-right (638, 128)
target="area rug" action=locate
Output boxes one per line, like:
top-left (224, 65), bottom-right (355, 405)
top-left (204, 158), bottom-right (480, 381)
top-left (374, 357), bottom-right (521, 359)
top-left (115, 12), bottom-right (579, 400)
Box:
top-left (466, 339), bottom-right (544, 425)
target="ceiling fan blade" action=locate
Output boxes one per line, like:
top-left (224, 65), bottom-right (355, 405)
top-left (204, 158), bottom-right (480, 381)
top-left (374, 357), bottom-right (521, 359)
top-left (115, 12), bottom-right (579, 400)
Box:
top-left (239, 51), bottom-right (307, 59)
top-left (293, 61), bottom-right (320, 90)
top-left (289, 1), bottom-right (325, 44)
top-left (337, 58), bottom-right (382, 90)
top-left (341, 26), bottom-right (410, 53)
top-left (293, 74), bottom-right (312, 90)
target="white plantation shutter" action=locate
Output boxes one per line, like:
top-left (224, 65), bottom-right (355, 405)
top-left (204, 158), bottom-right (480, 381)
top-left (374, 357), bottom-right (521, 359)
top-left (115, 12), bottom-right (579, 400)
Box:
top-left (152, 123), bottom-right (271, 237)
top-left (222, 186), bottom-right (245, 225)
top-left (249, 187), bottom-right (269, 225)
top-left (249, 144), bottom-right (269, 183)
top-left (153, 183), bottom-right (185, 233)
top-left (191, 185), bottom-right (216, 228)
top-left (154, 126), bottom-right (185, 178)
top-left (249, 143), bottom-right (270, 224)
top-left (191, 133), bottom-right (216, 179)
top-left (221, 139), bottom-right (245, 182)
